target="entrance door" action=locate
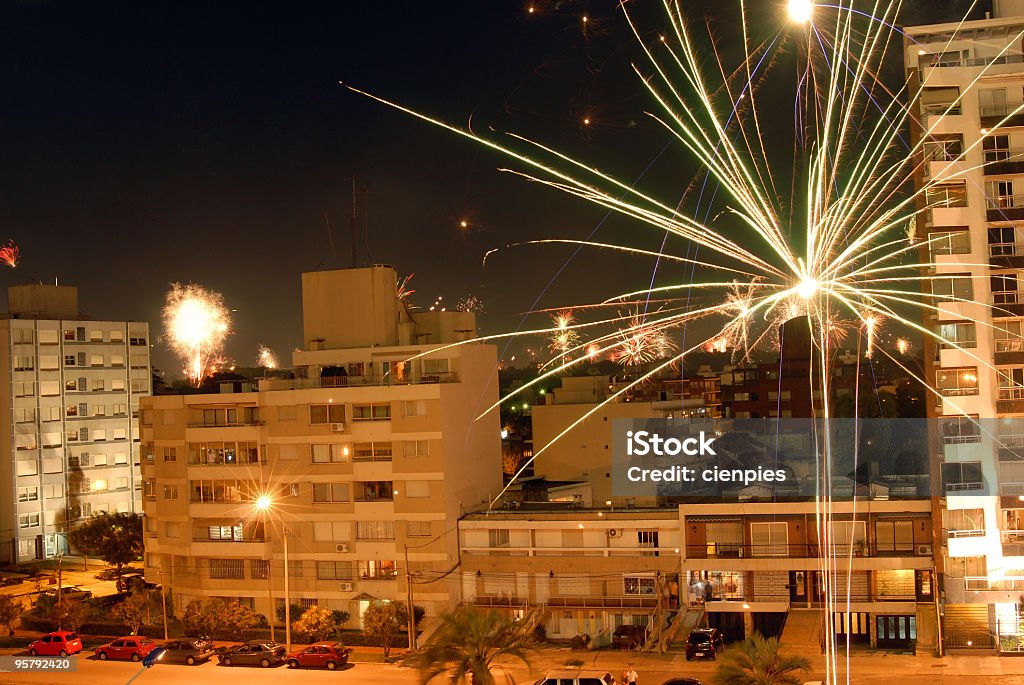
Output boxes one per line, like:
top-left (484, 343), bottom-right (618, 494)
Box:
top-left (876, 615), bottom-right (916, 648)
top-left (915, 570), bottom-right (934, 602)
top-left (789, 571), bottom-right (807, 603)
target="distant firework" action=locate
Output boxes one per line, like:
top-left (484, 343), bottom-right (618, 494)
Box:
top-left (163, 283), bottom-right (231, 386)
top-left (614, 312), bottom-right (676, 366)
top-left (0, 241), bottom-right (19, 268)
top-left (456, 294), bottom-right (484, 314)
top-left (257, 345), bottom-right (278, 370)
top-left (397, 274), bottom-right (416, 301)
top-left (549, 310), bottom-right (580, 355)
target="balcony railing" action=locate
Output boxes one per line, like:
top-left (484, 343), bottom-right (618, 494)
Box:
top-left (1002, 530), bottom-right (1024, 557)
top-left (999, 387), bottom-right (1024, 401)
top-left (964, 576), bottom-right (1024, 591)
top-left (925, 54), bottom-right (1024, 69)
top-left (192, 536), bottom-right (268, 544)
top-left (981, 100), bottom-right (1024, 116)
top-left (186, 420), bottom-right (264, 428)
top-left (262, 372), bottom-right (459, 392)
top-left (990, 243), bottom-right (1024, 259)
top-left (545, 596), bottom-right (659, 609)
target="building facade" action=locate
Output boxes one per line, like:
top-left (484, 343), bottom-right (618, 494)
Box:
top-left (1, 284), bottom-right (151, 563)
top-left (906, 0), bottom-right (1024, 652)
top-left (140, 266), bottom-right (503, 626)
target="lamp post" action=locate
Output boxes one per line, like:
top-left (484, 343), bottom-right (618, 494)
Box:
top-left (255, 495), bottom-right (291, 652)
top-left (157, 571), bottom-right (169, 641)
top-left (404, 544), bottom-right (415, 650)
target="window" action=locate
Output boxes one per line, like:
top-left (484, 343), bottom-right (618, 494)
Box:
top-left (942, 416), bottom-right (981, 444)
top-left (355, 521), bottom-right (394, 541)
top-left (984, 134), bottom-right (1011, 163)
top-left (422, 358), bottom-right (449, 375)
top-left (17, 486), bottom-right (39, 502)
top-left (404, 480), bottom-right (431, 498)
top-left (750, 522), bottom-right (788, 557)
top-left (920, 85), bottom-right (961, 115)
top-left (162, 447), bottom-right (177, 462)
top-left (996, 319), bottom-right (1024, 352)
top-left (13, 355), bottom-right (34, 371)
top-left (251, 560), bottom-right (270, 580)
top-left (993, 273), bottom-right (1020, 304)
top-left (116, 477), bottom-right (129, 490)
top-left (312, 483), bottom-right (351, 503)
top-left (358, 559), bottom-right (397, 580)
top-left (623, 575), bottom-right (656, 595)
top-left (44, 483), bottom-right (62, 499)
top-left (407, 521), bottom-right (431, 537)
top-left (92, 479), bottom-right (108, 492)
top-left (209, 559), bottom-right (245, 580)
top-left (18, 514), bottom-right (40, 529)
top-left (38, 355), bottom-right (58, 370)
top-left (162, 485), bottom-right (179, 500)
top-left (354, 481), bottom-right (394, 502)
top-left (830, 521), bottom-right (866, 554)
top-left (925, 181), bottom-right (967, 207)
top-left (924, 134), bottom-right (963, 162)
top-left (309, 404), bottom-right (345, 424)
top-left (932, 274), bottom-right (972, 301)
top-left (403, 440), bottom-right (429, 457)
top-left (110, 329), bottom-right (124, 343)
top-left (352, 403), bottom-right (390, 421)
top-left (638, 530), bottom-right (660, 556)
top-left (353, 442), bottom-right (392, 461)
top-left (313, 521), bottom-right (351, 541)
top-left (938, 321), bottom-right (977, 348)
top-left (937, 367), bottom-right (979, 396)
top-left (941, 462), bottom-right (984, 492)
top-left (129, 336), bottom-right (147, 346)
top-left (928, 229), bottom-right (971, 255)
top-left (110, 354), bottom-right (124, 367)
top-left (13, 382), bottom-right (34, 397)
top-left (489, 529), bottom-right (510, 547)
top-left (403, 400), bottom-right (427, 417)
top-left (999, 366), bottom-right (1024, 400)
top-left (39, 381), bottom-right (59, 396)
top-left (64, 354), bottom-right (76, 366)
top-left (980, 87), bottom-right (1009, 117)
top-left (92, 379), bottom-right (105, 392)
top-left (944, 508), bottom-right (986, 536)
top-left (311, 443), bottom-right (349, 463)
top-left (988, 179), bottom-right (1016, 209)
top-left (317, 561), bottom-right (353, 580)
top-left (14, 408), bottom-right (35, 423)
top-left (208, 525), bottom-right (243, 542)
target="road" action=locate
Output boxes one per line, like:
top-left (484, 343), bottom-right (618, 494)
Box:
top-left (0, 652), bottom-right (1021, 685)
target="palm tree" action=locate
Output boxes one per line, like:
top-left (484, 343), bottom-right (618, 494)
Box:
top-left (404, 604), bottom-right (543, 685)
top-left (712, 633), bottom-right (812, 685)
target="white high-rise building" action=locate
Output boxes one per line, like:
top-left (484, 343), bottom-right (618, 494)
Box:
top-left (0, 284), bottom-right (151, 563)
top-left (906, 0), bottom-right (1024, 652)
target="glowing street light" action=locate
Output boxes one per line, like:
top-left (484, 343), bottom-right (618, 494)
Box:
top-left (254, 495), bottom-right (291, 653)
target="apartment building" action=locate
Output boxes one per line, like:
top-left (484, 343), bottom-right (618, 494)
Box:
top-left (906, 0), bottom-right (1024, 653)
top-left (140, 265), bottom-right (503, 626)
top-left (1, 284), bottom-right (151, 563)
top-left (461, 501), bottom-right (935, 651)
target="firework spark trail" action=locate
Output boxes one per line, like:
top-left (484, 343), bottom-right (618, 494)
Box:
top-left (163, 283), bottom-right (231, 387)
top-left (348, 3), bottom-right (1024, 679)
top-left (257, 345), bottom-right (279, 370)
top-left (0, 241), bottom-right (18, 268)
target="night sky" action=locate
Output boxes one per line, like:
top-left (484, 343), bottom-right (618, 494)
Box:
top-left (0, 0), bottom-right (987, 378)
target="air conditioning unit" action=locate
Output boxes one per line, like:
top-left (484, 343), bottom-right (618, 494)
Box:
top-left (918, 544), bottom-right (933, 556)
top-left (339, 582), bottom-right (353, 592)
top-left (608, 529), bottom-right (621, 538)
top-left (336, 543), bottom-right (350, 553)
top-left (330, 423), bottom-right (346, 432)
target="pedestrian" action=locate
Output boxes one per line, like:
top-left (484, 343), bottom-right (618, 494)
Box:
top-left (623, 664), bottom-right (638, 685)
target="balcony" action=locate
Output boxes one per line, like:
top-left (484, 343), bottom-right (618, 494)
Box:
top-left (964, 576), bottom-right (1024, 592)
top-left (1002, 530), bottom-right (1024, 557)
top-left (262, 372), bottom-right (459, 392)
top-left (192, 535), bottom-right (268, 544)
top-left (545, 596), bottom-right (659, 610)
top-left (980, 100), bottom-right (1024, 128)
top-left (987, 196), bottom-right (1024, 223)
top-left (187, 420), bottom-right (264, 428)
top-left (984, 150), bottom-right (1024, 176)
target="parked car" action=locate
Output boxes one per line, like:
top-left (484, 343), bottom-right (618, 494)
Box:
top-left (121, 573), bottom-right (157, 591)
top-left (41, 586), bottom-right (92, 601)
top-left (286, 642), bottom-right (351, 670)
top-left (536, 671), bottom-right (616, 685)
top-left (158, 638), bottom-right (218, 665)
top-left (218, 641), bottom-right (287, 668)
top-left (27, 631), bottom-right (83, 657)
top-left (612, 624), bottom-right (647, 649)
top-left (661, 679), bottom-right (705, 685)
top-left (685, 628), bottom-right (724, 661)
top-left (95, 636), bottom-right (158, 662)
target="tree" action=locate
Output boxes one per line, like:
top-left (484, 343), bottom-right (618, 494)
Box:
top-left (49, 598), bottom-right (87, 634)
top-left (292, 607), bottom-right (338, 643)
top-left (0, 596), bottom-right (23, 636)
top-left (362, 601), bottom-right (407, 658)
top-left (67, 512), bottom-right (143, 592)
top-left (182, 598), bottom-right (264, 640)
top-left (112, 589), bottom-right (158, 635)
top-left (404, 604), bottom-right (543, 685)
top-left (711, 633), bottom-right (811, 685)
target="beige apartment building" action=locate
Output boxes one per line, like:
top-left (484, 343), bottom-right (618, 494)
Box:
top-left (461, 501), bottom-right (936, 652)
top-left (1, 285), bottom-right (150, 563)
top-left (140, 266), bottom-right (503, 626)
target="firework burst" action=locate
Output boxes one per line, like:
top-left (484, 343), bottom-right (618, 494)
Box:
top-left (257, 344), bottom-right (279, 370)
top-left (548, 309), bottom-right (581, 356)
top-left (0, 240), bottom-right (19, 268)
top-left (614, 310), bottom-right (677, 366)
top-left (163, 283), bottom-right (232, 386)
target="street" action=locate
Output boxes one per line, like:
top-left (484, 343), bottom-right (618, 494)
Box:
top-left (0, 648), bottom-right (1024, 685)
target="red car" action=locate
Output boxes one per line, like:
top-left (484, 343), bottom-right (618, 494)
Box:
top-left (95, 636), bottom-right (158, 661)
top-left (286, 642), bottom-right (351, 670)
top-left (28, 631), bottom-right (83, 657)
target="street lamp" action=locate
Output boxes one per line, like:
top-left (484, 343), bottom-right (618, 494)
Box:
top-left (255, 495), bottom-right (291, 652)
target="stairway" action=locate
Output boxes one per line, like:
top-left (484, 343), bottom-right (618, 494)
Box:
top-left (781, 609), bottom-right (823, 654)
top-left (667, 605), bottom-right (706, 649)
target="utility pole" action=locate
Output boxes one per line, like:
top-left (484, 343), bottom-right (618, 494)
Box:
top-left (405, 544), bottom-right (416, 650)
top-left (157, 571), bottom-right (169, 641)
top-left (55, 552), bottom-right (63, 604)
top-left (283, 525), bottom-right (291, 653)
